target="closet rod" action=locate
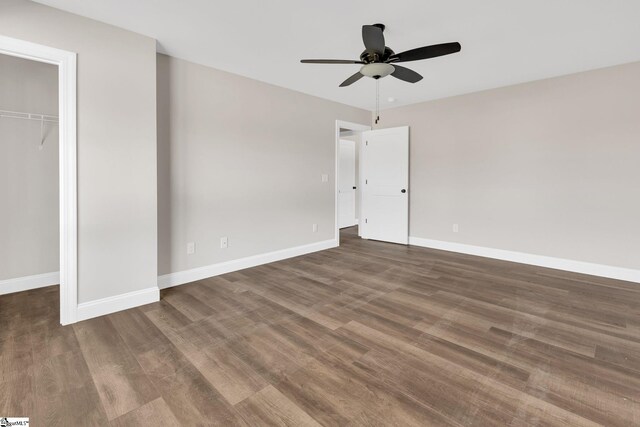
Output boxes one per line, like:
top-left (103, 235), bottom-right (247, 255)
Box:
top-left (0, 109), bottom-right (59, 123)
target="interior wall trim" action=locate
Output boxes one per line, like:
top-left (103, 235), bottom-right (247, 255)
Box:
top-left (76, 286), bottom-right (159, 322)
top-left (158, 239), bottom-right (338, 289)
top-left (0, 271), bottom-right (60, 295)
top-left (409, 236), bottom-right (640, 284)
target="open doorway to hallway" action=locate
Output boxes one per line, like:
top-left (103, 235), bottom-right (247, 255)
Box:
top-left (338, 129), bottom-right (360, 230)
top-left (335, 120), bottom-right (370, 246)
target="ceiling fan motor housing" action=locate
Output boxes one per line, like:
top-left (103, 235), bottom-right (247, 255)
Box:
top-left (360, 46), bottom-right (395, 64)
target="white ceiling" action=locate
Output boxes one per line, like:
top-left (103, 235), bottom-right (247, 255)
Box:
top-left (34, 0), bottom-right (640, 110)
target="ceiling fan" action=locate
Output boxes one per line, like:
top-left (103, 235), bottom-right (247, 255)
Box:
top-left (300, 23), bottom-right (461, 87)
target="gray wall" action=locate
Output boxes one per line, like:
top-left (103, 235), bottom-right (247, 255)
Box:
top-left (0, 54), bottom-right (58, 280)
top-left (377, 61), bottom-right (640, 270)
top-left (157, 54), bottom-right (369, 275)
top-left (0, 0), bottom-right (158, 302)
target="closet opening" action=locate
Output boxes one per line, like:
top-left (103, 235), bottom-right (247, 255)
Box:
top-left (0, 36), bottom-right (77, 325)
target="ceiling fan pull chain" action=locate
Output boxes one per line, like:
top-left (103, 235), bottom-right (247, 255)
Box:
top-left (375, 79), bottom-right (380, 124)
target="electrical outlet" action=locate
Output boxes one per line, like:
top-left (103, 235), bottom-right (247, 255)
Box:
top-left (220, 237), bottom-right (228, 249)
top-left (321, 174), bottom-right (328, 183)
top-left (187, 242), bottom-right (195, 254)
top-left (453, 224), bottom-right (459, 233)
top-left (312, 223), bottom-right (318, 233)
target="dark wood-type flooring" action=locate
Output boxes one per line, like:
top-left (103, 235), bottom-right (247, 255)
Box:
top-left (2, 227), bottom-right (640, 425)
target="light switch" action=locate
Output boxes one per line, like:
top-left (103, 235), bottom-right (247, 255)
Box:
top-left (321, 174), bottom-right (329, 183)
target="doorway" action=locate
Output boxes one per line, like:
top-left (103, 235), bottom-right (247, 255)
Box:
top-left (0, 36), bottom-right (77, 325)
top-left (335, 122), bottom-right (410, 246)
top-left (335, 120), bottom-right (370, 244)
top-left (338, 135), bottom-right (357, 229)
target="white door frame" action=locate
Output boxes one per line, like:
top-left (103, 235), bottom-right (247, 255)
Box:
top-left (335, 120), bottom-right (371, 244)
top-left (0, 36), bottom-right (78, 325)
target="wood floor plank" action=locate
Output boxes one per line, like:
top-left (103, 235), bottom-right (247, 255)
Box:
top-left (0, 332), bottom-right (33, 384)
top-left (109, 307), bottom-right (172, 356)
top-left (237, 279), bottom-right (346, 330)
top-left (226, 324), bottom-right (314, 384)
top-left (413, 290), bottom-right (605, 357)
top-left (0, 365), bottom-right (34, 420)
top-left (73, 317), bottom-right (159, 420)
top-left (525, 365), bottom-right (640, 426)
top-left (595, 343), bottom-right (640, 374)
top-left (32, 350), bottom-right (108, 426)
top-left (156, 313), bottom-right (244, 353)
top-left (0, 295), bottom-right (32, 343)
top-left (344, 321), bottom-right (599, 426)
top-left (30, 321), bottom-right (81, 364)
top-left (169, 332), bottom-right (268, 405)
top-left (135, 342), bottom-right (247, 425)
top-left (236, 385), bottom-right (322, 426)
top-left (277, 350), bottom-right (461, 427)
top-left (162, 288), bottom-right (216, 321)
top-left (110, 397), bottom-right (179, 427)
top-left (143, 299), bottom-right (193, 333)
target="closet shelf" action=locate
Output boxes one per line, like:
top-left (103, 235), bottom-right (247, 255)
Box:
top-left (0, 109), bottom-right (58, 123)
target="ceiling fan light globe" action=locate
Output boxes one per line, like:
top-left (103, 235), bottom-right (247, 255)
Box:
top-left (360, 63), bottom-right (395, 79)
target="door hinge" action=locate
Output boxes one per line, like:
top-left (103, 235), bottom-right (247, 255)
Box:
top-left (365, 179), bottom-right (368, 184)
top-left (366, 141), bottom-right (368, 146)
top-left (365, 218), bottom-right (368, 224)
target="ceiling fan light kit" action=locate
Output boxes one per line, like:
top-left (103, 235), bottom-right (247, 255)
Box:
top-left (301, 23), bottom-right (461, 122)
top-left (360, 63), bottom-right (395, 78)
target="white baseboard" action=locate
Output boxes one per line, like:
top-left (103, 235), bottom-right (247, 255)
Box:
top-left (0, 271), bottom-right (60, 295)
top-left (409, 237), bottom-right (640, 284)
top-left (158, 239), bottom-right (338, 289)
top-left (76, 286), bottom-right (159, 322)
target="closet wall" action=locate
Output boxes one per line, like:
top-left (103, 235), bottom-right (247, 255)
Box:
top-left (0, 53), bottom-right (59, 280)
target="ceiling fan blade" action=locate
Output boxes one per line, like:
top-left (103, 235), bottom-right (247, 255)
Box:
top-left (362, 25), bottom-right (385, 54)
top-left (339, 72), bottom-right (364, 87)
top-left (301, 59), bottom-right (364, 64)
top-left (388, 42), bottom-right (461, 63)
top-left (390, 65), bottom-right (423, 83)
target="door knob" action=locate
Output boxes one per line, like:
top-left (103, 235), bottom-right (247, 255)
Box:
top-left (401, 189), bottom-right (406, 193)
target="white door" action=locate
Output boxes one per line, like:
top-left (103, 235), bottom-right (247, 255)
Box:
top-left (360, 126), bottom-right (409, 244)
top-left (338, 139), bottom-right (357, 228)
